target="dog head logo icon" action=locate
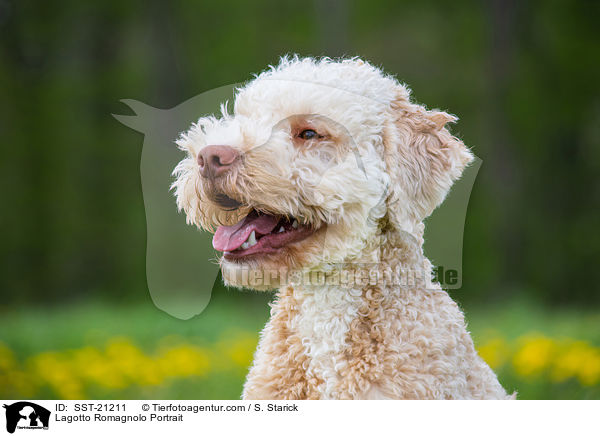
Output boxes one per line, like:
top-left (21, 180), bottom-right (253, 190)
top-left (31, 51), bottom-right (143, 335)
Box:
top-left (3, 402), bottom-right (50, 434)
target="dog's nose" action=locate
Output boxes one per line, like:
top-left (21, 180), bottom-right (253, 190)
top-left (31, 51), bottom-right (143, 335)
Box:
top-left (197, 145), bottom-right (240, 178)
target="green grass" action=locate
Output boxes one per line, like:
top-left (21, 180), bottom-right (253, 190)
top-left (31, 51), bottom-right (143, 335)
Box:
top-left (0, 288), bottom-right (271, 358)
top-left (463, 298), bottom-right (600, 400)
top-left (1, 289), bottom-right (599, 399)
top-left (0, 286), bottom-right (272, 399)
top-left (464, 298), bottom-right (600, 344)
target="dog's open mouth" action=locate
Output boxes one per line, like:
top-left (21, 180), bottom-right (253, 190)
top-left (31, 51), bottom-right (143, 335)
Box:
top-left (213, 209), bottom-right (316, 259)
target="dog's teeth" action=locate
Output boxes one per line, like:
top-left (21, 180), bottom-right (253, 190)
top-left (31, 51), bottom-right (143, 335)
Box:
top-left (292, 220), bottom-right (298, 229)
top-left (247, 231), bottom-right (257, 247)
top-left (278, 226), bottom-right (285, 233)
top-left (241, 242), bottom-right (249, 250)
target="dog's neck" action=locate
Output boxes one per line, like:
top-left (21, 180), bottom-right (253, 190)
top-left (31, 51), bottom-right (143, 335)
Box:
top-left (270, 224), bottom-right (439, 399)
top-left (284, 221), bottom-right (433, 296)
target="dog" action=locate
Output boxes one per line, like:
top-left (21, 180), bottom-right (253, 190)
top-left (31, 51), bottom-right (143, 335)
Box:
top-left (172, 56), bottom-right (511, 399)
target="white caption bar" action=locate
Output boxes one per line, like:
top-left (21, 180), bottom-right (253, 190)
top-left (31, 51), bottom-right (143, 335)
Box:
top-left (1, 400), bottom-right (597, 436)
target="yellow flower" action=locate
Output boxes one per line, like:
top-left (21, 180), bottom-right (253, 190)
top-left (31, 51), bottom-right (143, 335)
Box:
top-left (3, 330), bottom-right (595, 400)
top-left (512, 335), bottom-right (557, 377)
top-left (551, 341), bottom-right (587, 383)
top-left (477, 337), bottom-right (510, 369)
top-left (5, 370), bottom-right (37, 397)
top-left (72, 346), bottom-right (126, 390)
top-left (26, 351), bottom-right (84, 399)
top-left (105, 338), bottom-right (161, 386)
top-left (216, 333), bottom-right (258, 370)
top-left (157, 344), bottom-right (210, 378)
top-left (575, 346), bottom-right (600, 386)
top-left (0, 342), bottom-right (16, 372)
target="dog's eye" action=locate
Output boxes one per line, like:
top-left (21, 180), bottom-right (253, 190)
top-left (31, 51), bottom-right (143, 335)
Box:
top-left (298, 129), bottom-right (319, 140)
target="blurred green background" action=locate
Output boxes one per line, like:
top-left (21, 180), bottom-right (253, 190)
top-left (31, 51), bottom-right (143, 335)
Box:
top-left (1, 0), bottom-right (599, 399)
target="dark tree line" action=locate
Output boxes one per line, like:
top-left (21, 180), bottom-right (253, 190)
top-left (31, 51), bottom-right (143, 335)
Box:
top-left (1, 0), bottom-right (598, 305)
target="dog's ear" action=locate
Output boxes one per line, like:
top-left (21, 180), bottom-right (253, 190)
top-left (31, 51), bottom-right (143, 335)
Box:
top-left (383, 87), bottom-right (474, 230)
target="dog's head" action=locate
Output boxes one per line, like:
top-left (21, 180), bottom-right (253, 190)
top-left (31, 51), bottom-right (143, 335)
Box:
top-left (173, 56), bottom-right (473, 289)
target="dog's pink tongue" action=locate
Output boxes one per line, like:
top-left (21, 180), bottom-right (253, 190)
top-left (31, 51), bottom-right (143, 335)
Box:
top-left (213, 211), bottom-right (280, 252)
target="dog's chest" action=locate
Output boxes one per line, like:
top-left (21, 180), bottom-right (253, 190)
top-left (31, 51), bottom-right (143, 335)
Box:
top-left (290, 285), bottom-right (363, 399)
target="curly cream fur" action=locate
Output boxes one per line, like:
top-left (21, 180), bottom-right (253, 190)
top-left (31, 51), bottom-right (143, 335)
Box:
top-left (173, 56), bottom-right (512, 399)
